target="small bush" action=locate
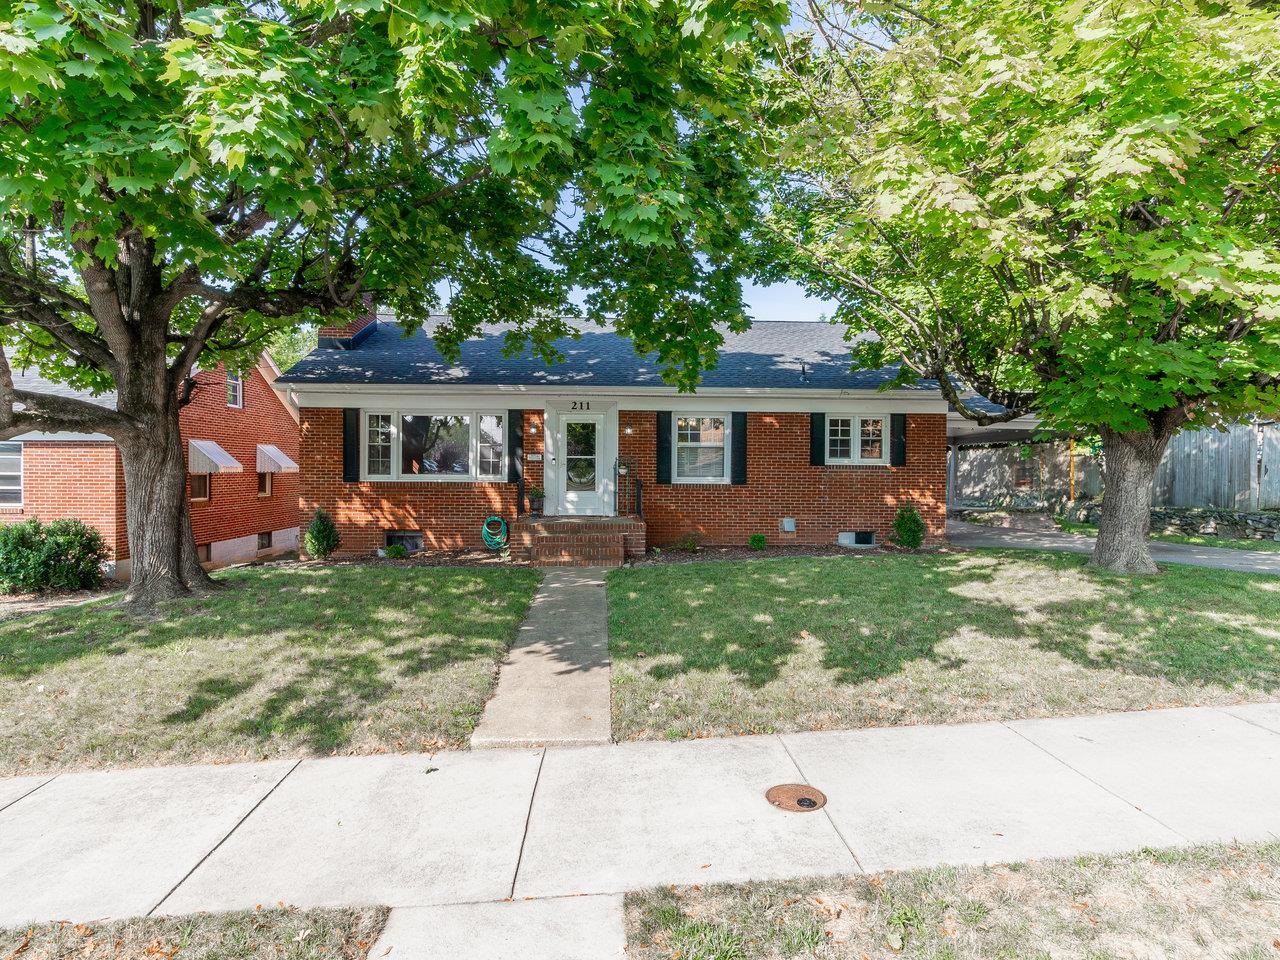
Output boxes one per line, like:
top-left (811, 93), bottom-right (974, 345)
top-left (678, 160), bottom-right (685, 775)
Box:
top-left (747, 533), bottom-right (767, 550)
top-left (304, 509), bottom-right (341, 559)
top-left (384, 543), bottom-right (408, 559)
top-left (891, 505), bottom-right (927, 549)
top-left (669, 532), bottom-right (703, 553)
top-left (0, 517), bottom-right (109, 593)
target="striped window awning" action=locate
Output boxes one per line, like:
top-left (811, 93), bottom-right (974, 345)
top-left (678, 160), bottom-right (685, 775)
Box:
top-left (256, 443), bottom-right (299, 473)
top-left (188, 439), bottom-right (243, 474)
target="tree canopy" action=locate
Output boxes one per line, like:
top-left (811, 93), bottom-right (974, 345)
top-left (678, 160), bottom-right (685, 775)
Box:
top-left (760, 0), bottom-right (1280, 435)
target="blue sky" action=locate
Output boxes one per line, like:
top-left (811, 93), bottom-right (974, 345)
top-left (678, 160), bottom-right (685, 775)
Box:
top-left (742, 279), bottom-right (834, 323)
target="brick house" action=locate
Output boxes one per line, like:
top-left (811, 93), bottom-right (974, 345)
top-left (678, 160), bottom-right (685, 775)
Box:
top-left (276, 316), bottom-right (949, 565)
top-left (2, 355), bottom-right (301, 577)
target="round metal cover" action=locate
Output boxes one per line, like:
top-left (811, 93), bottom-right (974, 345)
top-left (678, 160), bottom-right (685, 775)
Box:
top-left (766, 783), bottom-right (827, 812)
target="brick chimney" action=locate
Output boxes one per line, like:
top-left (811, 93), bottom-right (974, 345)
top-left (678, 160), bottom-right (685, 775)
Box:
top-left (317, 296), bottom-right (377, 347)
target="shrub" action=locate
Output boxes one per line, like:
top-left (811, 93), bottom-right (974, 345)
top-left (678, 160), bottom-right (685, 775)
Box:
top-left (384, 543), bottom-right (408, 559)
top-left (891, 505), bottom-right (927, 549)
top-left (747, 533), bottom-right (767, 550)
top-left (0, 517), bottom-right (109, 593)
top-left (304, 509), bottom-right (341, 559)
top-left (670, 532), bottom-right (703, 553)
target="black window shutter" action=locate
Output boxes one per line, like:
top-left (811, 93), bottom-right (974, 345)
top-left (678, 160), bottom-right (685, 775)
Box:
top-left (890, 413), bottom-right (908, 466)
top-left (810, 413), bottom-right (826, 466)
top-left (507, 410), bottom-right (524, 482)
top-left (656, 412), bottom-right (673, 484)
top-left (731, 412), bottom-right (747, 485)
top-left (342, 409), bottom-right (360, 482)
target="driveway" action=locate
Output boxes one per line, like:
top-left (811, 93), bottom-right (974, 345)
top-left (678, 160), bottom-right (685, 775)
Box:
top-left (947, 519), bottom-right (1280, 575)
top-left (4, 703), bottom-right (1280, 958)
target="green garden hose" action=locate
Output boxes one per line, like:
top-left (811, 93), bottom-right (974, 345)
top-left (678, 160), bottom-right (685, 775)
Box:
top-left (482, 515), bottom-right (508, 550)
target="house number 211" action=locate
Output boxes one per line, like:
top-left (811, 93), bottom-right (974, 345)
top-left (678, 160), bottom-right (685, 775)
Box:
top-left (571, 401), bottom-right (591, 411)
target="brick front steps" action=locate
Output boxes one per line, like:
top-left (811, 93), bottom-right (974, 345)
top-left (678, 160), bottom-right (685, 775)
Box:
top-left (511, 517), bottom-right (646, 568)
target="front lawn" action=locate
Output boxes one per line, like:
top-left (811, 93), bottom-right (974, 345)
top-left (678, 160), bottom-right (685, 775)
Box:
top-left (1, 905), bottom-right (387, 960)
top-left (626, 842), bottom-right (1280, 959)
top-left (0, 563), bottom-right (539, 775)
top-left (608, 551), bottom-right (1280, 740)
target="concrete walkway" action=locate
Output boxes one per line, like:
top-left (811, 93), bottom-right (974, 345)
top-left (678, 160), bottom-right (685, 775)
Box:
top-left (470, 568), bottom-right (612, 749)
top-left (3, 703), bottom-right (1280, 956)
top-left (948, 519), bottom-right (1280, 575)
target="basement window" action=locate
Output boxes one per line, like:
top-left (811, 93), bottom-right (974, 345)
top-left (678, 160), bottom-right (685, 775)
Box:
top-left (385, 531), bottom-right (424, 552)
top-left (257, 531), bottom-right (272, 550)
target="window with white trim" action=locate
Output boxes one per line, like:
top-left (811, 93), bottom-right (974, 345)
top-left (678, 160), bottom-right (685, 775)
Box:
top-left (0, 442), bottom-right (21, 505)
top-left (827, 416), bottom-right (888, 465)
top-left (674, 415), bottom-right (730, 482)
top-left (226, 371), bottom-right (243, 408)
top-left (363, 411), bottom-right (506, 481)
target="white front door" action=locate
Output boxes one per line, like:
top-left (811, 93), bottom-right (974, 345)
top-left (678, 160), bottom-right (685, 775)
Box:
top-left (559, 413), bottom-right (607, 515)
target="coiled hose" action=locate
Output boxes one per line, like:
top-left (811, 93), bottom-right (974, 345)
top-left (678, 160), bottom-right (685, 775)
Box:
top-left (482, 515), bottom-right (509, 550)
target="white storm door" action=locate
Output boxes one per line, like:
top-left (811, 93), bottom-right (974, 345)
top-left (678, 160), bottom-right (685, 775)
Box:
top-left (559, 414), bottom-right (606, 515)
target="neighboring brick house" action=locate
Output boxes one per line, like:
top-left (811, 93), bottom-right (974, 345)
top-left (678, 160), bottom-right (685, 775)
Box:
top-left (276, 317), bottom-right (950, 566)
top-left (2, 355), bottom-right (300, 577)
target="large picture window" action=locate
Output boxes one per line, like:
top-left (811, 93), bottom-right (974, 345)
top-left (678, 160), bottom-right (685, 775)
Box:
top-left (0, 442), bottom-right (21, 505)
top-left (827, 416), bottom-right (888, 465)
top-left (674, 415), bottom-right (729, 483)
top-left (363, 410), bottom-right (505, 481)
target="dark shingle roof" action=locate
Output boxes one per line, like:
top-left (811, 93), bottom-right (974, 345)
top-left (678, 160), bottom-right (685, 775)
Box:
top-left (279, 320), bottom-right (936, 392)
top-left (11, 369), bottom-right (117, 408)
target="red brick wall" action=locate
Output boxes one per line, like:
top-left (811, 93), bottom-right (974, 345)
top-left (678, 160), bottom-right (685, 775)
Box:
top-left (297, 408), bottom-right (543, 554)
top-left (621, 411), bottom-right (947, 546)
top-left (181, 362), bottom-right (301, 551)
top-left (299, 406), bottom-right (946, 553)
top-left (2, 441), bottom-right (129, 560)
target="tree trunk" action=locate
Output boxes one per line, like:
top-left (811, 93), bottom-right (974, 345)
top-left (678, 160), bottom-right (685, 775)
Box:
top-left (118, 406), bottom-right (217, 606)
top-left (1090, 425), bottom-right (1172, 574)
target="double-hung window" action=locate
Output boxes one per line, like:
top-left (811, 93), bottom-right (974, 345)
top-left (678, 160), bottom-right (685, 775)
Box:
top-left (0, 442), bottom-right (21, 505)
top-left (363, 411), bottom-right (506, 481)
top-left (226, 371), bottom-right (243, 408)
top-left (674, 415), bottom-right (730, 483)
top-left (827, 416), bottom-right (888, 465)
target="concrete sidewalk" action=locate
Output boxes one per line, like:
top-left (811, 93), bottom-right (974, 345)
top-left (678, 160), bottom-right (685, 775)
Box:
top-left (471, 568), bottom-right (612, 748)
top-left (948, 519), bottom-right (1280, 575)
top-left (3, 703), bottom-right (1280, 957)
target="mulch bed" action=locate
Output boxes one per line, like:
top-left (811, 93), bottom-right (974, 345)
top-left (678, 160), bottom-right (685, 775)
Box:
top-left (630, 544), bottom-right (892, 565)
top-left (309, 549), bottom-right (531, 569)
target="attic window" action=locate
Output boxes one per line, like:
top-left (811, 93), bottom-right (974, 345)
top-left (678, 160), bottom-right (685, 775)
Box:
top-left (226, 371), bottom-right (243, 408)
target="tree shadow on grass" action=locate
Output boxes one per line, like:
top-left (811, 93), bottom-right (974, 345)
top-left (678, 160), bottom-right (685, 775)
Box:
top-left (1, 563), bottom-right (538, 756)
top-left (611, 551), bottom-right (1280, 696)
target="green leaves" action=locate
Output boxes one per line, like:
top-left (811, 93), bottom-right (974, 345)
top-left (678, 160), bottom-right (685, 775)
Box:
top-left (762, 0), bottom-right (1280, 432)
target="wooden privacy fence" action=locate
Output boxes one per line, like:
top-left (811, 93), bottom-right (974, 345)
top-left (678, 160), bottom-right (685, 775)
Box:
top-left (1152, 422), bottom-right (1276, 511)
top-left (952, 421), bottom-right (1279, 511)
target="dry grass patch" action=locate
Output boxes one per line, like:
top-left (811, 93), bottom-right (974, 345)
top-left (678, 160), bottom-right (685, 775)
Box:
top-left (0, 905), bottom-right (387, 960)
top-left (626, 842), bottom-right (1280, 959)
top-left (608, 550), bottom-right (1280, 740)
top-left (0, 563), bottom-right (539, 775)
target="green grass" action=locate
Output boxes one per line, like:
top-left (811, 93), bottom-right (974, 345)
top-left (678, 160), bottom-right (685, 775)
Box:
top-left (0, 563), bottom-right (539, 775)
top-left (0, 905), bottom-right (387, 960)
top-left (1054, 516), bottom-right (1280, 552)
top-left (626, 842), bottom-right (1280, 959)
top-left (608, 550), bottom-right (1280, 740)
